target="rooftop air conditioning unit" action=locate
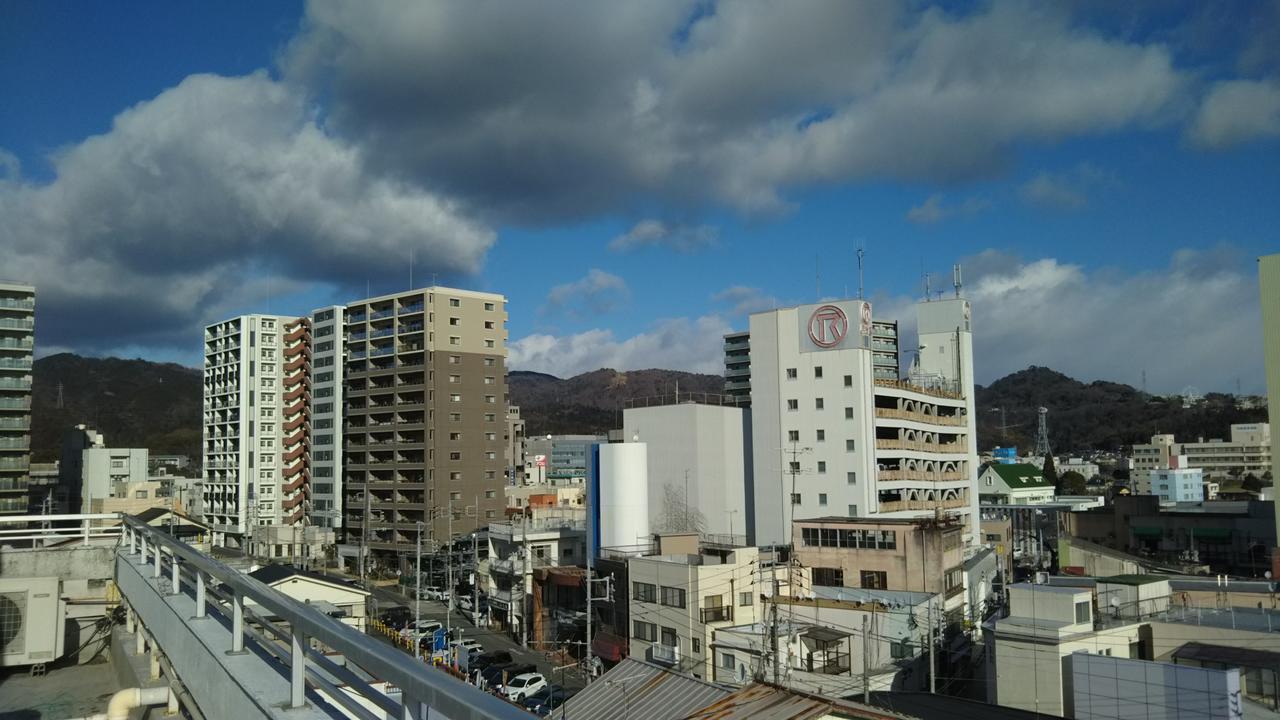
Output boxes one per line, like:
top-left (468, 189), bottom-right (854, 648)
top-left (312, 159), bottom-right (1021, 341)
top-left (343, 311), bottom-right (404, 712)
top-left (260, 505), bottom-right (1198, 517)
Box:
top-left (0, 577), bottom-right (65, 668)
top-left (1034, 571), bottom-right (1050, 585)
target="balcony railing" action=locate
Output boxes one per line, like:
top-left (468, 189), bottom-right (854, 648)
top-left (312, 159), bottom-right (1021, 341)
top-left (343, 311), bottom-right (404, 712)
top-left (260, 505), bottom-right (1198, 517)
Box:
top-left (0, 340), bottom-right (33, 350)
top-left (370, 308), bottom-right (395, 320)
top-left (0, 378), bottom-right (31, 390)
top-left (875, 438), bottom-right (966, 454)
top-left (0, 358), bottom-right (32, 370)
top-left (700, 606), bottom-right (734, 624)
top-left (874, 408), bottom-right (966, 426)
top-left (0, 298), bottom-right (34, 311)
top-left (877, 497), bottom-right (968, 512)
top-left (0, 319), bottom-right (34, 331)
top-left (873, 378), bottom-right (961, 400)
top-left (877, 469), bottom-right (965, 483)
top-left (648, 643), bottom-right (679, 667)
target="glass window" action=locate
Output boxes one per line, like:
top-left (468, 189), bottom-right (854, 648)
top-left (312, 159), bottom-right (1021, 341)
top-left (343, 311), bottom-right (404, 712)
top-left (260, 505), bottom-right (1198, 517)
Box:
top-left (791, 493), bottom-right (801, 505)
top-left (788, 430), bottom-right (799, 442)
top-left (786, 368), bottom-right (797, 379)
top-left (817, 461), bottom-right (827, 474)
top-left (845, 407), bottom-right (854, 419)
top-left (813, 568), bottom-right (844, 586)
top-left (847, 471), bottom-right (856, 484)
top-left (846, 439), bottom-right (856, 452)
top-left (860, 570), bottom-right (887, 589)
top-left (660, 586), bottom-right (686, 608)
top-left (814, 367), bottom-right (823, 378)
top-left (844, 375), bottom-right (852, 387)
top-left (449, 298), bottom-right (461, 307)
top-left (633, 621), bottom-right (656, 642)
top-left (633, 582), bottom-right (656, 603)
top-left (816, 429), bottom-right (825, 442)
top-left (819, 493), bottom-right (828, 505)
top-left (739, 591), bottom-right (753, 606)
top-left (1075, 601), bottom-right (1091, 624)
top-left (815, 398), bottom-right (824, 410)
top-left (661, 626), bottom-right (678, 648)
top-left (484, 302), bottom-right (495, 311)
top-left (787, 399), bottom-right (798, 411)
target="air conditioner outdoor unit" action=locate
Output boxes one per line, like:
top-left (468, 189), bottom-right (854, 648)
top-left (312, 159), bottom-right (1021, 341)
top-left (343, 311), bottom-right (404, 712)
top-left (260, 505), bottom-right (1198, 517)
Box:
top-left (0, 577), bottom-right (65, 667)
top-left (1033, 571), bottom-right (1050, 585)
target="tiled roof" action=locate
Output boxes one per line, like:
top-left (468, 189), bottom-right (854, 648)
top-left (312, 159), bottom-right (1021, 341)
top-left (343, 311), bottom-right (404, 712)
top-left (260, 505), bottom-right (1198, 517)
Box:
top-left (554, 658), bottom-right (731, 720)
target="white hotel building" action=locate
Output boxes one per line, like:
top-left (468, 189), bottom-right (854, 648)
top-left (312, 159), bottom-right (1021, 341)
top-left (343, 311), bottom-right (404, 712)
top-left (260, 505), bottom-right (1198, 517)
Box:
top-left (733, 296), bottom-right (979, 546)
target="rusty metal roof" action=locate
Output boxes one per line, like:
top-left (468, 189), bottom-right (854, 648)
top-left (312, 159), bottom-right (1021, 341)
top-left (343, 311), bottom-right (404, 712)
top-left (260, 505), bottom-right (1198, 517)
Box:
top-left (553, 658), bottom-right (732, 720)
top-left (682, 683), bottom-right (915, 720)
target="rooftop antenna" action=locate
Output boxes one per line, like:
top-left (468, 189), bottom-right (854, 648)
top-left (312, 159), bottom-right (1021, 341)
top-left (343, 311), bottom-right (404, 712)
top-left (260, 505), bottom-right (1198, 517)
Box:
top-left (923, 272), bottom-right (932, 301)
top-left (857, 245), bottom-right (865, 300)
top-left (953, 264), bottom-right (963, 298)
top-left (1033, 407), bottom-right (1052, 457)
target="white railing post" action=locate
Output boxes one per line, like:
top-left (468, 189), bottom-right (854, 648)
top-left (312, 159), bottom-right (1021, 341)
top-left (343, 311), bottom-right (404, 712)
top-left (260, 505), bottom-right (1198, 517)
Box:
top-left (140, 536), bottom-right (149, 565)
top-left (129, 526), bottom-right (137, 555)
top-left (82, 516), bottom-right (90, 546)
top-left (153, 541), bottom-right (162, 579)
top-left (290, 631), bottom-right (308, 708)
top-left (170, 551), bottom-right (180, 595)
top-left (231, 592), bottom-right (245, 654)
top-left (195, 571), bottom-right (207, 619)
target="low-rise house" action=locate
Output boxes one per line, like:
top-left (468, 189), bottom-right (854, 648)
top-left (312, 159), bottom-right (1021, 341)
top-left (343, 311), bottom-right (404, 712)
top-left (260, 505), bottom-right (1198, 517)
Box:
top-left (246, 564), bottom-right (370, 631)
top-left (978, 463), bottom-right (1054, 505)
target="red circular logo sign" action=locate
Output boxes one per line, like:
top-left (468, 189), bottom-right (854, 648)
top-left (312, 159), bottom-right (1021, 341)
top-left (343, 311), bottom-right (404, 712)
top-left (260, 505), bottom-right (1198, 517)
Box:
top-left (808, 305), bottom-right (848, 348)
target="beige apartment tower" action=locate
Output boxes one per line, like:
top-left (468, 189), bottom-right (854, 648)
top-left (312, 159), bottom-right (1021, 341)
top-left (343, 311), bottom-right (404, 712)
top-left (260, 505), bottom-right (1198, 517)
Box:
top-left (343, 287), bottom-right (509, 569)
top-left (0, 283), bottom-right (34, 515)
top-left (1260, 253), bottom-right (1280, 551)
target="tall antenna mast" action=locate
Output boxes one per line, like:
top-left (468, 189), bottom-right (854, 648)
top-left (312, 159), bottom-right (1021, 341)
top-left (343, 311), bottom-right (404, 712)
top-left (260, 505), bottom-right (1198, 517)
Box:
top-left (953, 264), bottom-right (962, 298)
top-left (857, 246), bottom-right (865, 299)
top-left (923, 273), bottom-right (932, 301)
top-left (1033, 407), bottom-right (1052, 457)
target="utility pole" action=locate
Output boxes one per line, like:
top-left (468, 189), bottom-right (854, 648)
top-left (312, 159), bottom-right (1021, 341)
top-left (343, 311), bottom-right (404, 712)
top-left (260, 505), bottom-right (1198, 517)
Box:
top-left (415, 521), bottom-right (424, 654)
top-left (769, 570), bottom-right (781, 685)
top-left (521, 513), bottom-right (530, 648)
top-left (862, 615), bottom-right (870, 703)
top-left (473, 494), bottom-right (479, 630)
top-left (446, 500), bottom-right (454, 638)
top-left (928, 596), bottom-right (936, 694)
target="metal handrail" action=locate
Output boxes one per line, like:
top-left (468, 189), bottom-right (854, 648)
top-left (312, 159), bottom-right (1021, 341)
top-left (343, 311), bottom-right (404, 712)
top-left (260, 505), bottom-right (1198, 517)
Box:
top-left (120, 517), bottom-right (525, 720)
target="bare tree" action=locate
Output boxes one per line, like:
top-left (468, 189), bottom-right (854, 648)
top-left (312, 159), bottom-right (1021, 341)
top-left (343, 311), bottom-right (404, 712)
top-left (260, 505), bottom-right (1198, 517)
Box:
top-left (657, 483), bottom-right (706, 534)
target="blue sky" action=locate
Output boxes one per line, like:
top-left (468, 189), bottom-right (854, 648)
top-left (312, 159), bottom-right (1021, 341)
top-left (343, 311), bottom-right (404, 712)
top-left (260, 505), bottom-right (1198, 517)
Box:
top-left (2, 1), bottom-right (1278, 392)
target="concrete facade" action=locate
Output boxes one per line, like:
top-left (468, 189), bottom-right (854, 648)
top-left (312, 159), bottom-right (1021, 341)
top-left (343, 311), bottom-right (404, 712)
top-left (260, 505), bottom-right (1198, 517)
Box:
top-left (978, 463), bottom-right (1054, 505)
top-left (622, 401), bottom-right (751, 541)
top-left (1263, 254), bottom-right (1280, 549)
top-left (0, 282), bottom-right (34, 516)
top-left (1137, 466), bottom-right (1205, 502)
top-left (308, 305), bottom-right (345, 530)
top-left (742, 296), bottom-right (977, 546)
top-left (1132, 425), bottom-right (1273, 482)
top-left (80, 446), bottom-right (149, 513)
top-left (792, 516), bottom-right (966, 612)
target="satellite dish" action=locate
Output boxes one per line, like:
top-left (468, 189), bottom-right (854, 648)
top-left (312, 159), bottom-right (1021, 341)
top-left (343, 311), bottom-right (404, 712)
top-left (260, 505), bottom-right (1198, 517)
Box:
top-left (735, 664), bottom-right (748, 683)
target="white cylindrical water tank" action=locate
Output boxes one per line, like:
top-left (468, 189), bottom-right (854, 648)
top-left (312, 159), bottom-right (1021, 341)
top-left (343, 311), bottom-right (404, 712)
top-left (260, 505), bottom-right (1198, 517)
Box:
top-left (598, 442), bottom-right (649, 549)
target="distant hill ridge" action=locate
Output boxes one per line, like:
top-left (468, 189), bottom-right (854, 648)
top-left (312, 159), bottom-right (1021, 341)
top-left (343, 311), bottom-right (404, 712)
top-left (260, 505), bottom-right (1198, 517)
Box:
top-left (27, 355), bottom-right (1265, 461)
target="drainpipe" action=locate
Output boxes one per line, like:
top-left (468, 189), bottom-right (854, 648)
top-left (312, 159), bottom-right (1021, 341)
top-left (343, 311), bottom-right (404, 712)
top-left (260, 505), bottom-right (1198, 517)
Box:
top-left (70, 686), bottom-right (174, 720)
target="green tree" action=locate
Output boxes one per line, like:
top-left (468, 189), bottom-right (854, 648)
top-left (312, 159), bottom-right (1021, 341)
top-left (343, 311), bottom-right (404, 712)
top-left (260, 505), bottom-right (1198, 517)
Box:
top-left (1042, 453), bottom-right (1059, 491)
top-left (1059, 471), bottom-right (1087, 495)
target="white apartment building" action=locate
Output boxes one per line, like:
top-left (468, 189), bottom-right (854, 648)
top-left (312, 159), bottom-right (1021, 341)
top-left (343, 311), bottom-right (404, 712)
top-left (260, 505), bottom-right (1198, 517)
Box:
top-left (202, 314), bottom-right (302, 546)
top-left (486, 515), bottom-right (586, 639)
top-left (1134, 466), bottom-right (1205, 503)
top-left (80, 446), bottom-right (148, 513)
top-left (1131, 424), bottom-right (1272, 481)
top-left (0, 283), bottom-right (34, 516)
top-left (1263, 253), bottom-right (1280, 544)
top-left (741, 296), bottom-right (978, 546)
top-left (622, 399), bottom-right (751, 542)
top-left (627, 545), bottom-right (767, 680)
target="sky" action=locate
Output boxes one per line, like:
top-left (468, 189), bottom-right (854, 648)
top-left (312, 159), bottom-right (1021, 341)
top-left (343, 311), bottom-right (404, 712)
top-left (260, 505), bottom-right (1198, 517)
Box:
top-left (2, 1), bottom-right (1278, 393)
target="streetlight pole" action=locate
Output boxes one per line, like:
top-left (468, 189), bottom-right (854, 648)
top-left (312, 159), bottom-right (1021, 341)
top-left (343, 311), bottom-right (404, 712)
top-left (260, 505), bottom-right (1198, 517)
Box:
top-left (446, 500), bottom-right (454, 638)
top-left (415, 521), bottom-right (424, 655)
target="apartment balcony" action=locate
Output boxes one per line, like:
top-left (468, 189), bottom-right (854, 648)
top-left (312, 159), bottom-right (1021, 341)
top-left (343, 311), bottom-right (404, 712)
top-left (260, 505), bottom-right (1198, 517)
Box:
top-left (370, 308), bottom-right (395, 320)
top-left (877, 497), bottom-right (967, 512)
top-left (0, 398), bottom-right (30, 411)
top-left (400, 303), bottom-right (424, 315)
top-left (0, 418), bottom-right (30, 430)
top-left (370, 327), bottom-right (395, 339)
top-left (876, 469), bottom-right (965, 483)
top-left (0, 438), bottom-right (30, 450)
top-left (0, 339), bottom-right (33, 351)
top-left (873, 378), bottom-right (961, 400)
top-left (0, 318), bottom-right (34, 332)
top-left (700, 606), bottom-right (734, 624)
top-left (0, 378), bottom-right (32, 391)
top-left (872, 325), bottom-right (897, 337)
top-left (725, 366), bottom-right (751, 379)
top-left (0, 458), bottom-right (30, 471)
top-left (872, 340), bottom-right (897, 351)
top-left (0, 477), bottom-right (30, 491)
top-left (0, 298), bottom-right (34, 312)
top-left (875, 438), bottom-right (966, 454)
top-left (0, 358), bottom-right (32, 371)
top-left (874, 408), bottom-right (966, 426)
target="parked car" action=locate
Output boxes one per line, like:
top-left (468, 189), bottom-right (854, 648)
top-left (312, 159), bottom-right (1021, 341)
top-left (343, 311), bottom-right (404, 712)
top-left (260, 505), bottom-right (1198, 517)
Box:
top-left (471, 650), bottom-right (512, 670)
top-left (450, 638), bottom-right (483, 656)
top-left (500, 672), bottom-right (547, 702)
top-left (399, 619), bottom-right (442, 641)
top-left (526, 686), bottom-right (574, 716)
top-left (417, 586), bottom-right (447, 600)
top-left (481, 662), bottom-right (535, 687)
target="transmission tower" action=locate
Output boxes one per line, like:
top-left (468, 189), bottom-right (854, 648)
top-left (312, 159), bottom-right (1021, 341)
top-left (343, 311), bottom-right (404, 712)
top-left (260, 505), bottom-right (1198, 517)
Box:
top-left (1033, 407), bottom-right (1052, 457)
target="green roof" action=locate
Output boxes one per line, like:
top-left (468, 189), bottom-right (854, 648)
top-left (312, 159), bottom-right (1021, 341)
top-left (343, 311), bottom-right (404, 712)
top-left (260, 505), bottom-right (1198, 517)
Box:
top-left (1100, 574), bottom-right (1166, 586)
top-left (985, 463), bottom-right (1053, 489)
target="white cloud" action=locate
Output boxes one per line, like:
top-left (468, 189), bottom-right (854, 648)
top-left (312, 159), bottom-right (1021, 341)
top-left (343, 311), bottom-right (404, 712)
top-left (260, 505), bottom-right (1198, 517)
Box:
top-left (1020, 173), bottom-right (1088, 209)
top-left (509, 315), bottom-right (732, 378)
top-left (1189, 79), bottom-right (1280, 149)
top-left (952, 248), bottom-right (1262, 393)
top-left (0, 71), bottom-right (494, 352)
top-left (712, 286), bottom-right (780, 316)
top-left (541, 269), bottom-right (630, 318)
top-left (608, 220), bottom-right (719, 253)
top-left (906, 194), bottom-right (991, 224)
top-left (286, 1), bottom-right (1188, 218)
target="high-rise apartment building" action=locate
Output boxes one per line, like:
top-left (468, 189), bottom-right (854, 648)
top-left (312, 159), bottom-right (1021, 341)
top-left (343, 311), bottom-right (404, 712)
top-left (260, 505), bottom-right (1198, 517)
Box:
top-left (308, 305), bottom-right (345, 530)
top-left (0, 283), bottom-right (34, 515)
top-left (202, 314), bottom-right (304, 546)
top-left (342, 287), bottom-right (508, 569)
top-left (1260, 253), bottom-right (1280, 547)
top-left (733, 296), bottom-right (978, 546)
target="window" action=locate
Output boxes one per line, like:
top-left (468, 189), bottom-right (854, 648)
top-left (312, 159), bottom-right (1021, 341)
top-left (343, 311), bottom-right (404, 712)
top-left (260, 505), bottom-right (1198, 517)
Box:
top-left (484, 376), bottom-right (495, 385)
top-left (449, 355), bottom-right (461, 364)
top-left (484, 339), bottom-right (495, 348)
top-left (739, 591), bottom-right (753, 606)
top-left (813, 568), bottom-right (844, 586)
top-left (449, 452), bottom-right (461, 461)
top-left (801, 527), bottom-right (819, 546)
top-left (847, 471), bottom-right (858, 485)
top-left (449, 412), bottom-right (462, 421)
top-left (1074, 601), bottom-right (1091, 624)
top-left (844, 407), bottom-right (854, 419)
top-left (692, 638), bottom-right (701, 654)
top-left (845, 440), bottom-right (856, 452)
top-left (787, 399), bottom-right (798, 411)
top-left (816, 429), bottom-right (825, 442)
top-left (485, 490), bottom-right (496, 499)
top-left (484, 302), bottom-right (495, 311)
top-left (450, 432), bottom-right (462, 441)
top-left (633, 582), bottom-right (657, 602)
top-left (450, 472), bottom-right (462, 480)
top-left (450, 491), bottom-right (462, 501)
top-left (485, 470), bottom-right (497, 479)
top-left (814, 367), bottom-right (823, 379)
top-left (848, 504), bottom-right (858, 516)
top-left (789, 461), bottom-right (800, 473)
top-left (135, 490), bottom-right (148, 499)
top-left (721, 652), bottom-right (736, 669)
top-left (485, 432), bottom-right (496, 441)
top-left (791, 493), bottom-right (801, 505)
top-left (450, 394), bottom-right (461, 403)
top-left (817, 461), bottom-right (827, 474)
top-left (485, 451), bottom-right (496, 460)
top-left (449, 298), bottom-right (461, 307)
top-left (484, 413), bottom-right (496, 422)
top-left (633, 621), bottom-right (657, 642)
top-left (860, 570), bottom-right (887, 589)
top-left (485, 510), bottom-right (496, 518)
top-left (111, 459), bottom-right (124, 469)
top-left (485, 395), bottom-right (496, 404)
top-left (786, 368), bottom-right (797, 379)
top-left (449, 317), bottom-right (460, 326)
top-left (660, 626), bottom-right (678, 648)
top-left (660, 586), bottom-right (686, 608)
top-left (484, 321), bottom-right (495, 329)
top-left (844, 375), bottom-right (852, 387)
top-left (449, 374), bottom-right (460, 384)
top-left (819, 493), bottom-right (829, 506)
top-left (788, 430), bottom-right (799, 442)
top-left (484, 357), bottom-right (496, 367)
top-left (815, 398), bottom-right (824, 410)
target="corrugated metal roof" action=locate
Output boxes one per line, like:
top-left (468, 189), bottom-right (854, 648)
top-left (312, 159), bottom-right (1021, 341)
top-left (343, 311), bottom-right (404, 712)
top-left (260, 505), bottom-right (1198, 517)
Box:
top-left (683, 683), bottom-right (915, 720)
top-left (553, 658), bottom-right (732, 720)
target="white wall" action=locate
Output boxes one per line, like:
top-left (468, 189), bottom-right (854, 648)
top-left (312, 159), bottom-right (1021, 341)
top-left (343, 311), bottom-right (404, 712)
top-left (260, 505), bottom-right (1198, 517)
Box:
top-left (623, 403), bottom-right (748, 539)
top-left (81, 447), bottom-right (149, 512)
